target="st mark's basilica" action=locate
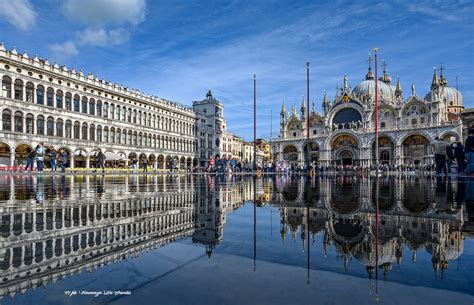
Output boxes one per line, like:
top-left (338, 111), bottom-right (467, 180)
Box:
top-left (271, 56), bottom-right (464, 167)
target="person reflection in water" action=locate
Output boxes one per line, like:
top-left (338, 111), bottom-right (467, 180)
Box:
top-left (35, 175), bottom-right (45, 204)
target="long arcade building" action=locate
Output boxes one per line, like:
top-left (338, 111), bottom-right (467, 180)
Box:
top-left (0, 44), bottom-right (233, 169)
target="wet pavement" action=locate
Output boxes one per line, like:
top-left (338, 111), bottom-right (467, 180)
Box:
top-left (0, 174), bottom-right (473, 305)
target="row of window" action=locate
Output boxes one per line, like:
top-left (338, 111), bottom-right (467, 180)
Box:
top-left (2, 110), bottom-right (197, 152)
top-left (1, 76), bottom-right (196, 136)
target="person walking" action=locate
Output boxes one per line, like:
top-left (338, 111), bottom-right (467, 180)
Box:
top-left (96, 149), bottom-right (106, 174)
top-left (59, 149), bottom-right (68, 173)
top-left (454, 141), bottom-right (465, 174)
top-left (25, 147), bottom-right (35, 172)
top-left (432, 137), bottom-right (449, 176)
top-left (49, 149), bottom-right (57, 172)
top-left (465, 129), bottom-right (474, 175)
top-left (35, 142), bottom-right (45, 173)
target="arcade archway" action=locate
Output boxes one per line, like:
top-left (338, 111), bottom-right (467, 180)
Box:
top-left (330, 134), bottom-right (359, 166)
top-left (282, 145), bottom-right (298, 162)
top-left (372, 136), bottom-right (395, 165)
top-left (402, 135), bottom-right (430, 165)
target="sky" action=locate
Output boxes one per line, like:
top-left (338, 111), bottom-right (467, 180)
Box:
top-left (0, 0), bottom-right (472, 140)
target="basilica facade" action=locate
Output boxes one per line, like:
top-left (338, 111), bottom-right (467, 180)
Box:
top-left (271, 56), bottom-right (463, 167)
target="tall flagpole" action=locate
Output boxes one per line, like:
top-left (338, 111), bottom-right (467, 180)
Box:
top-left (374, 47), bottom-right (380, 302)
top-left (306, 62), bottom-right (310, 174)
top-left (374, 49), bottom-right (379, 167)
top-left (254, 74), bottom-right (257, 171)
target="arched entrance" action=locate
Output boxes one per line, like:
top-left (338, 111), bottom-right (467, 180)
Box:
top-left (73, 148), bottom-right (88, 168)
top-left (180, 157), bottom-right (186, 170)
top-left (338, 150), bottom-right (354, 166)
top-left (0, 142), bottom-right (11, 166)
top-left (330, 134), bottom-right (359, 165)
top-left (128, 152), bottom-right (137, 162)
top-left (303, 142), bottom-right (319, 163)
top-left (372, 136), bottom-right (395, 165)
top-left (158, 155), bottom-right (164, 169)
top-left (15, 144), bottom-right (32, 166)
top-left (149, 154), bottom-right (156, 167)
top-left (282, 145), bottom-right (298, 162)
top-left (186, 157), bottom-right (192, 170)
top-left (58, 147), bottom-right (71, 168)
top-left (402, 135), bottom-right (430, 165)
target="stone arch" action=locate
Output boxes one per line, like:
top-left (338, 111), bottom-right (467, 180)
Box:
top-left (158, 154), bottom-right (165, 169)
top-left (180, 156), bottom-right (186, 169)
top-left (327, 103), bottom-right (365, 128)
top-left (14, 143), bottom-right (33, 166)
top-left (0, 142), bottom-right (12, 166)
top-left (282, 144), bottom-right (298, 162)
top-left (329, 133), bottom-right (360, 165)
top-left (438, 130), bottom-right (460, 143)
top-left (401, 134), bottom-right (430, 165)
top-left (73, 148), bottom-right (88, 168)
top-left (148, 154), bottom-right (156, 166)
top-left (370, 134), bottom-right (396, 165)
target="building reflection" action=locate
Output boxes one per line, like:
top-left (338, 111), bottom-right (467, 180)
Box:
top-left (0, 174), bottom-right (471, 300)
top-left (274, 176), bottom-right (467, 280)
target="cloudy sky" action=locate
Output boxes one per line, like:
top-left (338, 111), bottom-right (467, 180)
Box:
top-left (0, 0), bottom-right (472, 140)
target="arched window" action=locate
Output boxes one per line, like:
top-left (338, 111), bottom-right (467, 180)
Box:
top-left (36, 85), bottom-right (44, 105)
top-left (89, 124), bottom-right (95, 141)
top-left (26, 114), bottom-right (34, 134)
top-left (2, 76), bottom-right (12, 98)
top-left (65, 92), bottom-right (72, 110)
top-left (116, 106), bottom-right (120, 121)
top-left (26, 82), bottom-right (34, 102)
top-left (56, 119), bottom-right (64, 137)
top-left (81, 97), bottom-right (87, 113)
top-left (110, 104), bottom-right (115, 120)
top-left (381, 122), bottom-right (386, 129)
top-left (47, 87), bottom-right (54, 107)
top-left (137, 111), bottom-right (142, 125)
top-left (14, 111), bottom-right (23, 132)
top-left (121, 106), bottom-right (126, 121)
top-left (2, 109), bottom-right (12, 131)
top-left (104, 102), bottom-right (109, 118)
top-left (139, 132), bottom-right (143, 146)
top-left (104, 127), bottom-right (109, 142)
top-left (147, 113), bottom-right (151, 126)
top-left (36, 115), bottom-right (45, 135)
top-left (133, 110), bottom-right (137, 124)
top-left (133, 131), bottom-right (137, 145)
top-left (117, 129), bottom-right (121, 144)
top-left (73, 121), bottom-right (80, 139)
top-left (110, 128), bottom-right (115, 143)
top-left (82, 123), bottom-right (88, 140)
top-left (14, 79), bottom-right (23, 100)
top-left (47, 117), bottom-right (54, 136)
top-left (65, 120), bottom-right (72, 138)
top-left (121, 129), bottom-right (126, 144)
top-left (97, 125), bottom-right (102, 142)
top-left (89, 98), bottom-right (95, 115)
top-left (127, 108), bottom-right (131, 122)
top-left (412, 118), bottom-right (417, 125)
top-left (128, 130), bottom-right (132, 144)
top-left (97, 100), bottom-right (102, 117)
top-left (73, 95), bottom-right (80, 112)
top-left (56, 90), bottom-right (63, 108)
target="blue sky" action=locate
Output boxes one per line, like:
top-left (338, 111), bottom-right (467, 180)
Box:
top-left (0, 0), bottom-right (472, 140)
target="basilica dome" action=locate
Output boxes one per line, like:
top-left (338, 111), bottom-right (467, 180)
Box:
top-left (424, 86), bottom-right (463, 108)
top-left (351, 80), bottom-right (395, 105)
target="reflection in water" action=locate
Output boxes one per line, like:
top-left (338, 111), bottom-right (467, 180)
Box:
top-left (0, 174), bottom-right (472, 304)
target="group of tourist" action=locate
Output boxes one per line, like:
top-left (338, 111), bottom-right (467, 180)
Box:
top-left (24, 142), bottom-right (68, 173)
top-left (432, 128), bottom-right (474, 176)
top-left (207, 155), bottom-right (243, 174)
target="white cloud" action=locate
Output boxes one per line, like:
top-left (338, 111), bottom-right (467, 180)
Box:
top-left (0, 0), bottom-right (36, 31)
top-left (49, 41), bottom-right (79, 61)
top-left (62, 0), bottom-right (146, 26)
top-left (77, 27), bottom-right (130, 47)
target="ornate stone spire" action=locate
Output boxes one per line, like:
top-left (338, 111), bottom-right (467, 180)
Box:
top-left (280, 101), bottom-right (286, 114)
top-left (395, 76), bottom-right (403, 99)
top-left (322, 90), bottom-right (329, 115)
top-left (439, 64), bottom-right (447, 86)
top-left (411, 83), bottom-right (416, 96)
top-left (343, 75), bottom-right (348, 92)
top-left (431, 67), bottom-right (439, 90)
top-left (300, 95), bottom-right (306, 119)
top-left (365, 53), bottom-right (374, 80)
